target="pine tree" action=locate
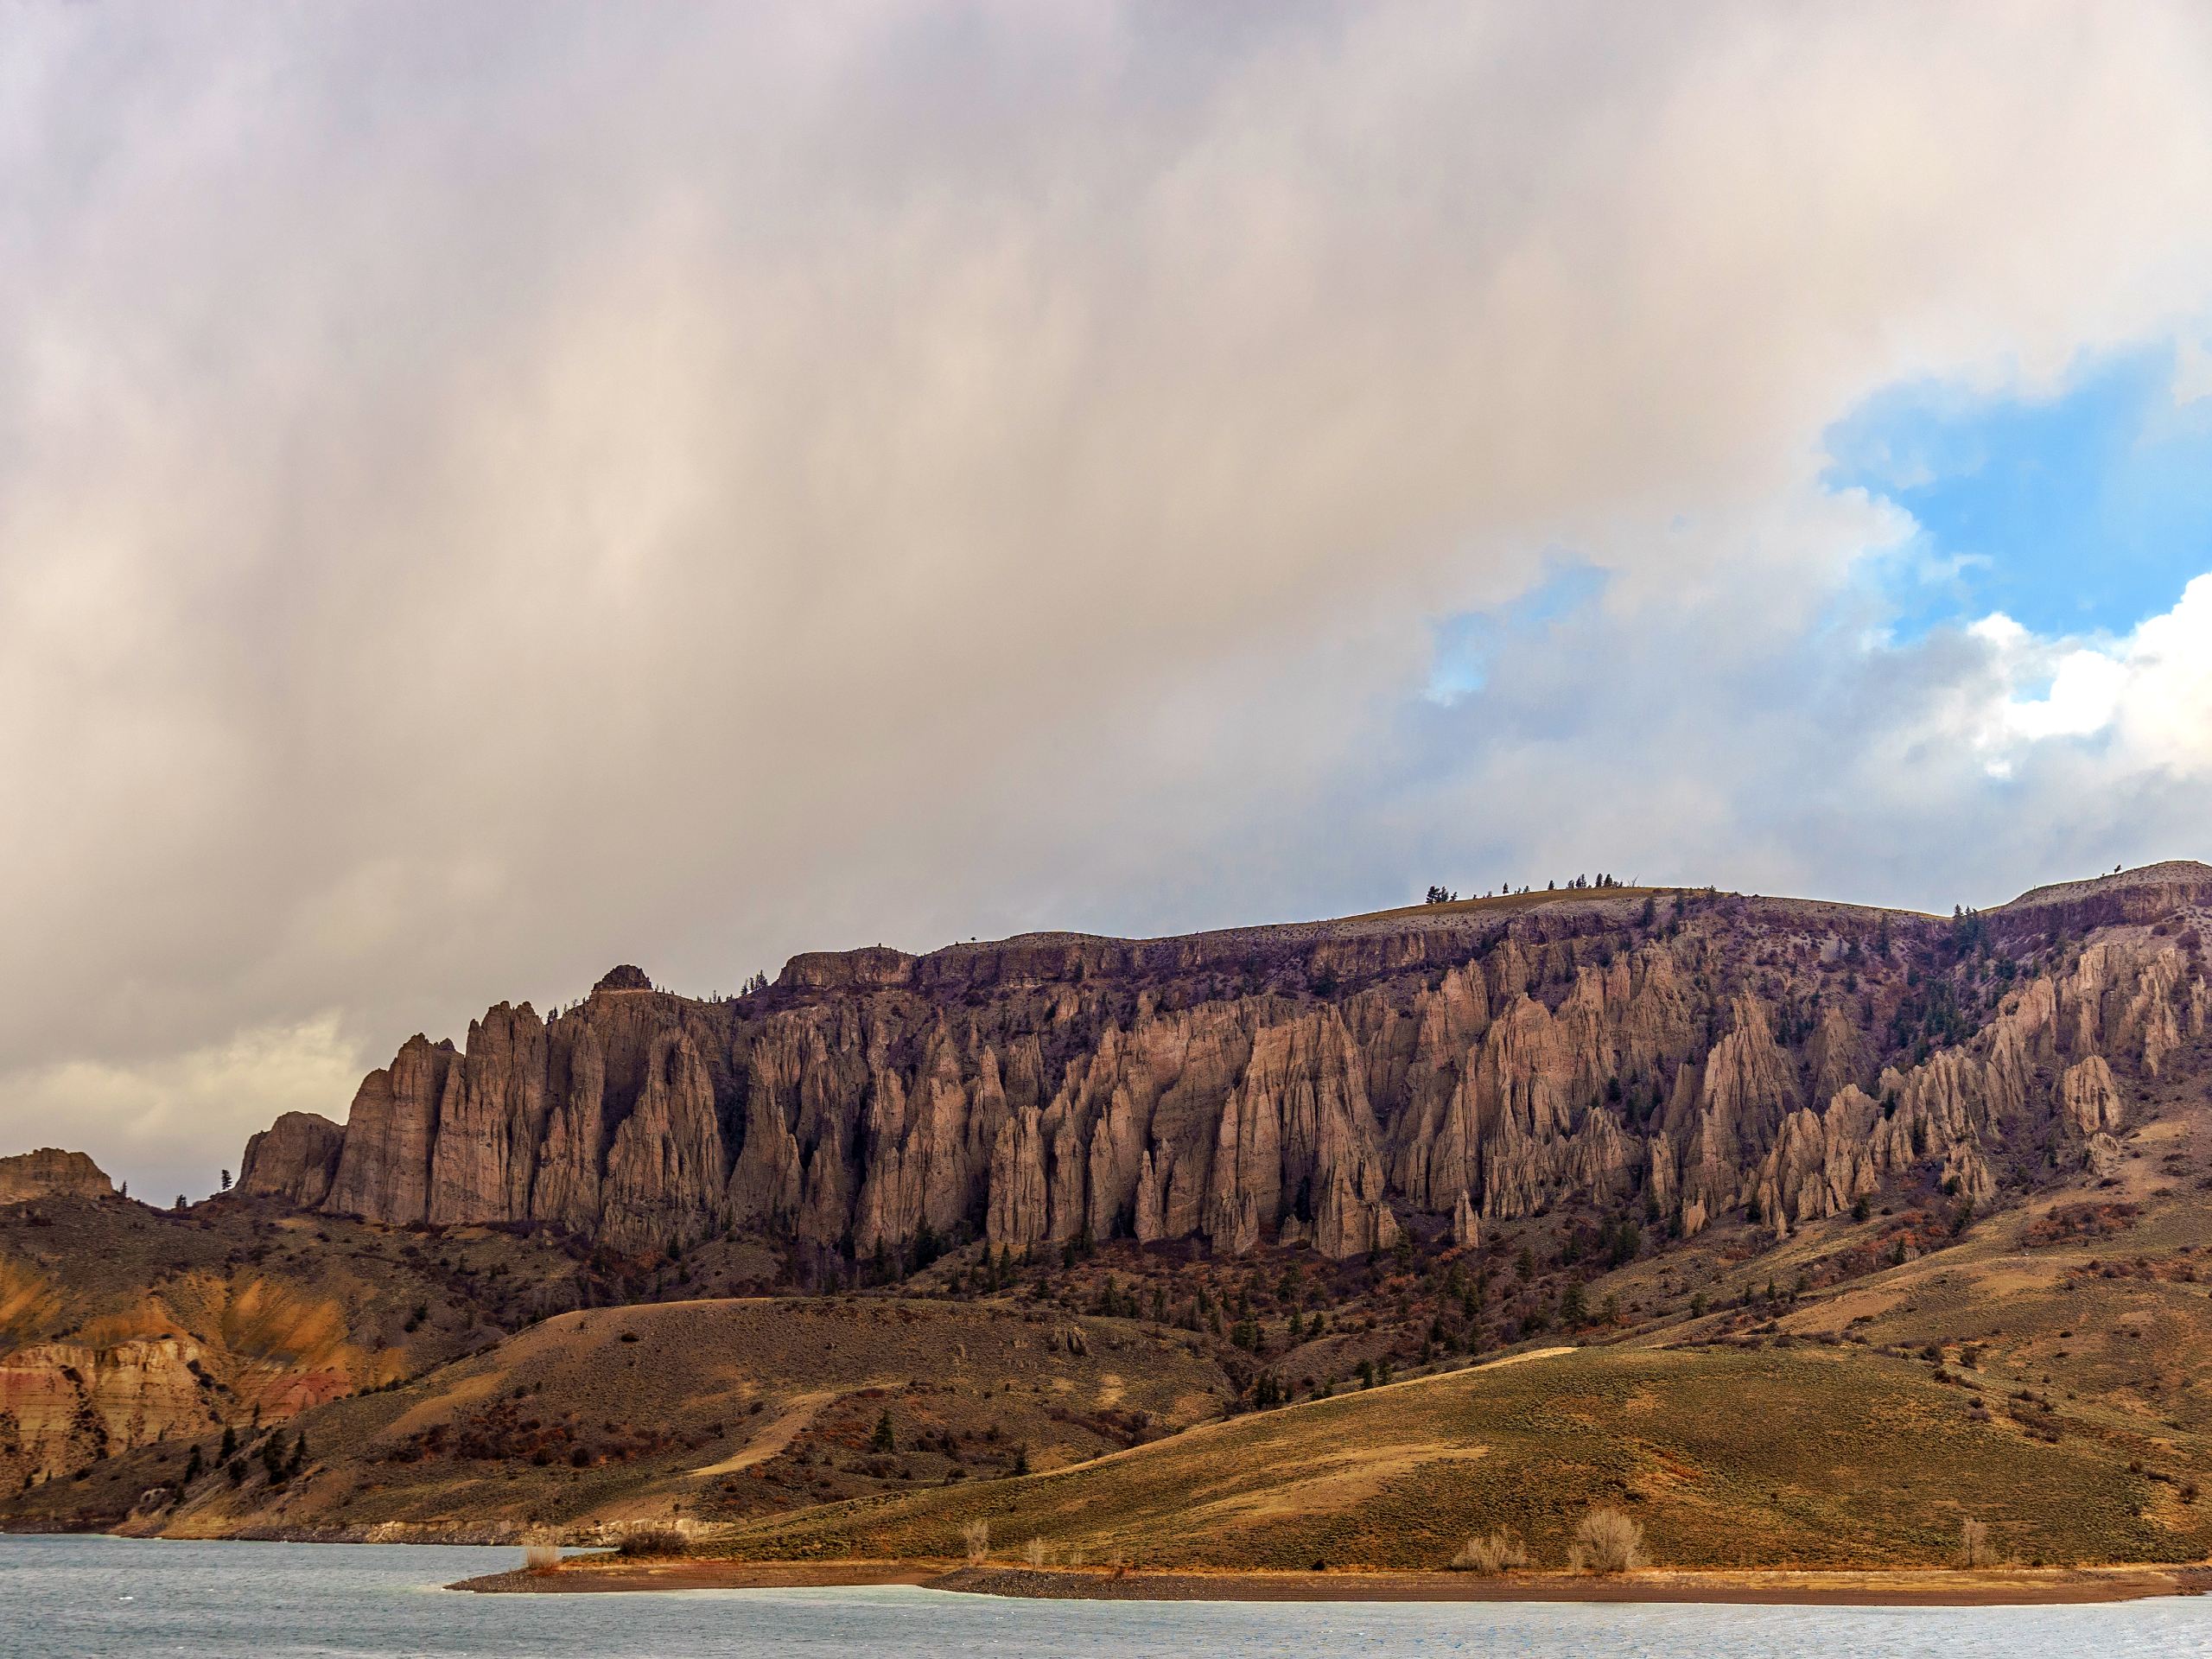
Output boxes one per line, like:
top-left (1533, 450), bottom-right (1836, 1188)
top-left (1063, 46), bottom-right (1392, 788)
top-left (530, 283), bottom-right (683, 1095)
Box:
top-left (871, 1411), bottom-right (895, 1453)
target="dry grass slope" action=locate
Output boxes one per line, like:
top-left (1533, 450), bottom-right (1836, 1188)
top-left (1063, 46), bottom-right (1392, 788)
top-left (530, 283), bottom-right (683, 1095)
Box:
top-left (712, 1344), bottom-right (2212, 1570)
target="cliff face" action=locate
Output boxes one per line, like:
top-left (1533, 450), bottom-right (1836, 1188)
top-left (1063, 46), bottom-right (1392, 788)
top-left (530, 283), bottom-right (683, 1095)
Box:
top-left (237, 865), bottom-right (2212, 1260)
top-left (236, 1115), bottom-right (346, 1208)
top-left (0, 1337), bottom-right (222, 1481)
top-left (0, 1255), bottom-right (356, 1489)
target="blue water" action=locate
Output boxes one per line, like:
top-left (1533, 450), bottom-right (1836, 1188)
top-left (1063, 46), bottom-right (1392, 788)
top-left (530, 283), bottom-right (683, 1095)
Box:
top-left (3, 1536), bottom-right (2210, 1657)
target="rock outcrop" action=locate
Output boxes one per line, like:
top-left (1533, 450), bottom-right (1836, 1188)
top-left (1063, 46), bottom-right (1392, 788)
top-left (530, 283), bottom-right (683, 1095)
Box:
top-left (0, 1338), bottom-right (217, 1479)
top-left (238, 863), bottom-right (2212, 1260)
top-left (2056, 1057), bottom-right (2124, 1137)
top-left (238, 1113), bottom-right (346, 1207)
top-left (0, 1149), bottom-right (114, 1206)
top-left (324, 1034), bottom-right (458, 1225)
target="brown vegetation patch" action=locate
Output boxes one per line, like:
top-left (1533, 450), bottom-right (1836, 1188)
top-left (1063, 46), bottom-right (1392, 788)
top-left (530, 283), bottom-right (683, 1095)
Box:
top-left (2023, 1205), bottom-right (2143, 1248)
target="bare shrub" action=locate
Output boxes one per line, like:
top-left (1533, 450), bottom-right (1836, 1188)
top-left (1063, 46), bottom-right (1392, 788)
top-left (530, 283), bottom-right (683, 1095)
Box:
top-left (1567, 1507), bottom-right (1645, 1573)
top-left (615, 1526), bottom-right (690, 1559)
top-left (1959, 1518), bottom-right (1999, 1567)
top-left (1449, 1529), bottom-right (1530, 1574)
top-left (1023, 1536), bottom-right (1048, 1569)
top-left (961, 1518), bottom-right (990, 1564)
top-left (522, 1544), bottom-right (562, 1574)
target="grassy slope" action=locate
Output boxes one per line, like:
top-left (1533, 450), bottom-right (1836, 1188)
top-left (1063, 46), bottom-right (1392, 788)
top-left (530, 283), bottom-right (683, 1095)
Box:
top-left (9, 1295), bottom-right (1230, 1539)
top-left (714, 1341), bottom-right (2212, 1570)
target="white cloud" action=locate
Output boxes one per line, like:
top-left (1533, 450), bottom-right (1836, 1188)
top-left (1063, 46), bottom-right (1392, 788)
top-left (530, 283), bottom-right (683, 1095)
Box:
top-left (1970, 579), bottom-right (2212, 760)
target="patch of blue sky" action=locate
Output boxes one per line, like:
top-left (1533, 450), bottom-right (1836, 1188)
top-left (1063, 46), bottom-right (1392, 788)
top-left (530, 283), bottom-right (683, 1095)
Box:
top-left (1423, 557), bottom-right (1606, 704)
top-left (1824, 342), bottom-right (2212, 641)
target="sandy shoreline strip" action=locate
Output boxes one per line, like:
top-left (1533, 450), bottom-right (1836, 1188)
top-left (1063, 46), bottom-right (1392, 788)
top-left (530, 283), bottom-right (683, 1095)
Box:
top-left (456, 1560), bottom-right (938, 1593)
top-left (452, 1560), bottom-right (2212, 1605)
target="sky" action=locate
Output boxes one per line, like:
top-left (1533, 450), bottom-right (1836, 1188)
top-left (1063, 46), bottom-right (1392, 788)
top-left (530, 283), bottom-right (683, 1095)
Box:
top-left (5, 2), bottom-right (2212, 1204)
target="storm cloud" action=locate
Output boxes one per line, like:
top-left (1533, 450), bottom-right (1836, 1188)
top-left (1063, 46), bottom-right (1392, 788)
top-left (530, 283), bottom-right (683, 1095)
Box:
top-left (5, 3), bottom-right (2212, 1199)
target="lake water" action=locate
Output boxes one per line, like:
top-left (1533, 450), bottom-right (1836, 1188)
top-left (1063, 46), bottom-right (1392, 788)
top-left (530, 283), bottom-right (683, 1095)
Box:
top-left (3, 1537), bottom-right (2210, 1658)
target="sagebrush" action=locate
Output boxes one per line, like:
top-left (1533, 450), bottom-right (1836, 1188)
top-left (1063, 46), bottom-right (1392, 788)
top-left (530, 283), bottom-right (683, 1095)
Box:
top-left (1567, 1507), bottom-right (1644, 1573)
top-left (1449, 1529), bottom-right (1529, 1574)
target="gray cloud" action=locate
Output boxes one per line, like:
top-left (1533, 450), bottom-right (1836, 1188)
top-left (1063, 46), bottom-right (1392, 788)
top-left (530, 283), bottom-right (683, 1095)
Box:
top-left (5, 3), bottom-right (2212, 1200)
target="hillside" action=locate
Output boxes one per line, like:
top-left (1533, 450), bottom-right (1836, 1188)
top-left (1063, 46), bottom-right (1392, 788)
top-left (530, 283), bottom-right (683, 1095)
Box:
top-left (709, 1339), bottom-right (2212, 1570)
top-left (3, 1296), bottom-right (1230, 1540)
top-left (0, 1191), bottom-right (626, 1490)
top-left (703, 1086), bottom-right (2212, 1572)
top-left (3, 859), bottom-right (2211, 1566)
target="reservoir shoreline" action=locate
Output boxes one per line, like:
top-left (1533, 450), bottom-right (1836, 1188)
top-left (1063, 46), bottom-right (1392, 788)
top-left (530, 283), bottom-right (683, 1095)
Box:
top-left (450, 1558), bottom-right (2212, 1605)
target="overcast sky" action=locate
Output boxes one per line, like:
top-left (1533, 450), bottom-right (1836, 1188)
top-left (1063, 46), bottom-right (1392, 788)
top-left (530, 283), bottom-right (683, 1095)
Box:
top-left (6, 3), bottom-right (2212, 1203)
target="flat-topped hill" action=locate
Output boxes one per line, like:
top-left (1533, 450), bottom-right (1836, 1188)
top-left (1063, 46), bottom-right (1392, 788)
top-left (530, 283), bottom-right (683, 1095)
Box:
top-left (224, 859), bottom-right (2212, 1277)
